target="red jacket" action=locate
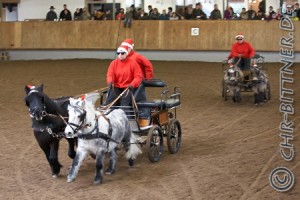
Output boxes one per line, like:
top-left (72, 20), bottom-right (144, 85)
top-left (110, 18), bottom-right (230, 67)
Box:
top-left (106, 57), bottom-right (143, 88)
top-left (229, 41), bottom-right (255, 59)
top-left (128, 51), bottom-right (153, 79)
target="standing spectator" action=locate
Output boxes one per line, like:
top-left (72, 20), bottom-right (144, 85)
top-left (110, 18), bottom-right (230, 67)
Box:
top-left (167, 7), bottom-right (173, 18)
top-left (103, 9), bottom-right (112, 20)
top-left (46, 6), bottom-right (57, 21)
top-left (124, 7), bottom-right (133, 28)
top-left (148, 5), bottom-right (153, 15)
top-left (59, 4), bottom-right (72, 20)
top-left (192, 3), bottom-right (207, 20)
top-left (240, 8), bottom-right (248, 20)
top-left (266, 6), bottom-right (276, 20)
top-left (92, 10), bottom-right (103, 20)
top-left (130, 4), bottom-right (138, 20)
top-left (210, 4), bottom-right (222, 20)
top-left (184, 6), bottom-right (194, 20)
top-left (159, 9), bottom-right (169, 20)
top-left (137, 9), bottom-right (148, 20)
top-left (73, 8), bottom-right (82, 20)
top-left (149, 8), bottom-right (160, 20)
top-left (81, 7), bottom-right (91, 20)
top-left (293, 3), bottom-right (300, 20)
top-left (258, 0), bottom-right (266, 14)
top-left (224, 6), bottom-right (233, 20)
top-left (116, 8), bottom-right (125, 20)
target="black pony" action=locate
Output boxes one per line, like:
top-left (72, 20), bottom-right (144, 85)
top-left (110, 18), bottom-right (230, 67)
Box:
top-left (24, 84), bottom-right (77, 177)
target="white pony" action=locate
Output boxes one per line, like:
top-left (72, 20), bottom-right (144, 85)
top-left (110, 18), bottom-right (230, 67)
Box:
top-left (224, 62), bottom-right (243, 102)
top-left (64, 93), bottom-right (142, 184)
top-left (250, 63), bottom-right (269, 105)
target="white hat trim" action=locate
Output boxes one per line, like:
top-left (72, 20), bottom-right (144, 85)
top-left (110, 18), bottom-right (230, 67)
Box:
top-left (235, 34), bottom-right (244, 39)
top-left (121, 42), bottom-right (134, 49)
top-left (117, 47), bottom-right (128, 55)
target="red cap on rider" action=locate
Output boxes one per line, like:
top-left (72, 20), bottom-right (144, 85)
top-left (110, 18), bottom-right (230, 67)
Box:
top-left (121, 39), bottom-right (134, 49)
top-left (117, 45), bottom-right (129, 55)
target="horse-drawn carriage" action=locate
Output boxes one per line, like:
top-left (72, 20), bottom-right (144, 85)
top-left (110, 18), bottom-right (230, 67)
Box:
top-left (98, 78), bottom-right (182, 162)
top-left (221, 54), bottom-right (271, 105)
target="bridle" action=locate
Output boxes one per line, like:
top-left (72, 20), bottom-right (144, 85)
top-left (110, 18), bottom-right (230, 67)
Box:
top-left (67, 105), bottom-right (87, 134)
top-left (26, 90), bottom-right (48, 120)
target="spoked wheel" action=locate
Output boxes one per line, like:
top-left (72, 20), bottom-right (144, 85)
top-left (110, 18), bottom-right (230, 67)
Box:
top-left (147, 125), bottom-right (164, 162)
top-left (167, 119), bottom-right (182, 154)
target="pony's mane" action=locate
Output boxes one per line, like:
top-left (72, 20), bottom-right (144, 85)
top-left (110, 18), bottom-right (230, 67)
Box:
top-left (84, 100), bottom-right (97, 123)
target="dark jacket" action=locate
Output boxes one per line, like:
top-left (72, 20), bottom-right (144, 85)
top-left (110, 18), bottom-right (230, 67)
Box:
top-left (46, 10), bottom-right (58, 21)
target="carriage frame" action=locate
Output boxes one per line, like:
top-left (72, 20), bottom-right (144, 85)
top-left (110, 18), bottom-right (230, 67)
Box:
top-left (221, 54), bottom-right (271, 102)
top-left (99, 79), bottom-right (182, 162)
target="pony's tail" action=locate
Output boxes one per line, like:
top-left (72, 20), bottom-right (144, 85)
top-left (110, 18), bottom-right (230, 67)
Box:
top-left (125, 133), bottom-right (142, 160)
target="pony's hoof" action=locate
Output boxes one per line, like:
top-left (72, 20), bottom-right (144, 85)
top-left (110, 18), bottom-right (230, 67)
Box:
top-left (105, 168), bottom-right (115, 175)
top-left (93, 179), bottom-right (103, 185)
top-left (67, 177), bottom-right (75, 183)
top-left (128, 159), bottom-right (135, 167)
top-left (52, 174), bottom-right (58, 178)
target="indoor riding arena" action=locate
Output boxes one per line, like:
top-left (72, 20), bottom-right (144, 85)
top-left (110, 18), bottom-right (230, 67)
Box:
top-left (1, 18), bottom-right (300, 200)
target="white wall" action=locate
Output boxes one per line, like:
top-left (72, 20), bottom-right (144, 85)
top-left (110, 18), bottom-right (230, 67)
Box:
top-left (18, 0), bottom-right (85, 21)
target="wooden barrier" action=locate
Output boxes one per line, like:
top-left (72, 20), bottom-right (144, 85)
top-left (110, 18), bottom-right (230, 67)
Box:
top-left (0, 20), bottom-right (299, 52)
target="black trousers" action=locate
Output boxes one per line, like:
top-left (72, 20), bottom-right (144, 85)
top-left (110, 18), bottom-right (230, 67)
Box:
top-left (233, 58), bottom-right (251, 70)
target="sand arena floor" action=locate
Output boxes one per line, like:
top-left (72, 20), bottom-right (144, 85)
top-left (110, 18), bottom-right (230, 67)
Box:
top-left (0, 59), bottom-right (299, 200)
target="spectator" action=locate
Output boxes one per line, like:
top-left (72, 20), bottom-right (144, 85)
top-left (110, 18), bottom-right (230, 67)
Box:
top-left (240, 8), bottom-right (248, 20)
top-left (137, 9), bottom-right (149, 20)
top-left (258, 0), bottom-right (266, 14)
top-left (148, 5), bottom-right (153, 15)
top-left (116, 8), bottom-right (125, 20)
top-left (248, 9), bottom-right (257, 20)
top-left (104, 45), bottom-right (143, 112)
top-left (224, 6), bottom-right (233, 20)
top-left (59, 4), bottom-right (72, 21)
top-left (81, 7), bottom-right (91, 20)
top-left (92, 9), bottom-right (103, 20)
top-left (124, 7), bottom-right (133, 28)
top-left (192, 2), bottom-right (207, 20)
top-left (46, 6), bottom-right (57, 21)
top-left (73, 8), bottom-right (82, 20)
top-left (167, 7), bottom-right (173, 18)
top-left (103, 9), bottom-right (112, 20)
top-left (255, 11), bottom-right (265, 20)
top-left (210, 4), bottom-right (222, 20)
top-left (184, 6), bottom-right (193, 20)
top-left (149, 8), bottom-right (160, 20)
top-left (169, 12), bottom-right (179, 20)
top-left (130, 4), bottom-right (138, 20)
top-left (159, 9), bottom-right (169, 20)
top-left (267, 6), bottom-right (276, 20)
top-left (293, 3), bottom-right (300, 20)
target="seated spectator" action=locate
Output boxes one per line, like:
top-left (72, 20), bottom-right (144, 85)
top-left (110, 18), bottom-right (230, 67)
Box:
top-left (149, 8), bottom-right (160, 20)
top-left (74, 8), bottom-right (82, 20)
top-left (240, 8), bottom-right (248, 20)
top-left (148, 5), bottom-right (153, 15)
top-left (93, 10), bottom-right (103, 20)
top-left (124, 7), bottom-right (133, 28)
top-left (224, 6), bottom-right (233, 20)
top-left (167, 7), bottom-right (173, 18)
top-left (176, 8), bottom-right (185, 20)
top-left (248, 9), bottom-right (257, 20)
top-left (137, 9), bottom-right (149, 20)
top-left (210, 4), bottom-right (222, 20)
top-left (159, 9), bottom-right (169, 20)
top-left (255, 11), bottom-right (265, 20)
top-left (103, 9), bottom-right (112, 20)
top-left (169, 12), bottom-right (179, 20)
top-left (116, 8), bottom-right (125, 20)
top-left (46, 6), bottom-right (57, 21)
top-left (59, 4), bottom-right (72, 21)
top-left (192, 2), bottom-right (207, 20)
top-left (81, 7), bottom-right (91, 20)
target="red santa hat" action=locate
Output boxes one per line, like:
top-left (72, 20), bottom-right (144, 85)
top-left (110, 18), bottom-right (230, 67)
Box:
top-left (117, 45), bottom-right (129, 55)
top-left (121, 38), bottom-right (134, 49)
top-left (235, 33), bottom-right (244, 40)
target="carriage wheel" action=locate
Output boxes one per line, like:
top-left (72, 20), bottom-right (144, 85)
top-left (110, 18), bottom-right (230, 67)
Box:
top-left (265, 82), bottom-right (271, 100)
top-left (167, 119), bottom-right (182, 154)
top-left (147, 125), bottom-right (164, 162)
top-left (222, 80), bottom-right (228, 101)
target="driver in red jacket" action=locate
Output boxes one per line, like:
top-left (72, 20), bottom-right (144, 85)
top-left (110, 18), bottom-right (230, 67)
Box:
top-left (228, 33), bottom-right (255, 71)
top-left (104, 45), bottom-right (143, 111)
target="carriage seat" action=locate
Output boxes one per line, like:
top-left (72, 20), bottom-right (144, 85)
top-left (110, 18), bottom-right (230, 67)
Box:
top-left (134, 79), bottom-right (166, 102)
top-left (137, 97), bottom-right (181, 109)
